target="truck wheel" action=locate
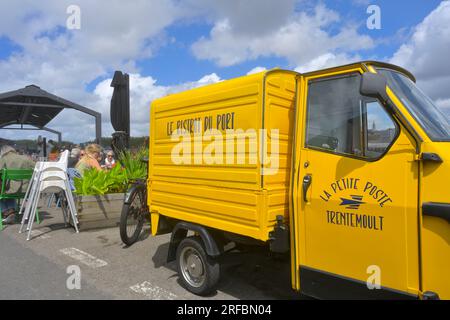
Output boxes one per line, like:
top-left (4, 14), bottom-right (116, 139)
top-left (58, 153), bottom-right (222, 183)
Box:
top-left (176, 236), bottom-right (220, 296)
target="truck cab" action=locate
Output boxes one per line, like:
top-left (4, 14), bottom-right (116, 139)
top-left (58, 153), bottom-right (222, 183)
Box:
top-left (291, 61), bottom-right (450, 299)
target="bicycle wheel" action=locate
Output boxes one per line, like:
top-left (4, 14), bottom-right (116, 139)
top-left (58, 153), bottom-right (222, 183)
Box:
top-left (120, 186), bottom-right (147, 246)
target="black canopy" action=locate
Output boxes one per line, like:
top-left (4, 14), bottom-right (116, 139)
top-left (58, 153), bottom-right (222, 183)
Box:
top-left (0, 84), bottom-right (101, 142)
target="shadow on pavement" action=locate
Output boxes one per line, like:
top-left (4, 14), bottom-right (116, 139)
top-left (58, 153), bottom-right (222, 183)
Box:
top-left (151, 241), bottom-right (305, 300)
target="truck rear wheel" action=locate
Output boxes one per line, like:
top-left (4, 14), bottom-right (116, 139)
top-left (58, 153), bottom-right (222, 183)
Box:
top-left (176, 236), bottom-right (220, 296)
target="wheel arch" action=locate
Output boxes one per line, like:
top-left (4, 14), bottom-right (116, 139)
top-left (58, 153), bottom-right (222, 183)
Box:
top-left (167, 222), bottom-right (222, 262)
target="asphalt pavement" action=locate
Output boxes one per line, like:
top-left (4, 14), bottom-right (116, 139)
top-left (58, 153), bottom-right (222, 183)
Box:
top-left (0, 203), bottom-right (300, 300)
top-left (0, 234), bottom-right (111, 299)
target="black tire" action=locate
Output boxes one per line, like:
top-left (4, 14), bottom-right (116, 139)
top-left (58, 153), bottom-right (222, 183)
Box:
top-left (176, 236), bottom-right (220, 296)
top-left (120, 187), bottom-right (146, 246)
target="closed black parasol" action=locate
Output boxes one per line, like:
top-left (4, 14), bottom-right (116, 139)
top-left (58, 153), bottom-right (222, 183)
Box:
top-left (110, 71), bottom-right (130, 155)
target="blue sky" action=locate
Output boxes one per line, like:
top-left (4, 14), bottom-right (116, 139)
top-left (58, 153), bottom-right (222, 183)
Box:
top-left (134, 0), bottom-right (443, 86)
top-left (97, 0), bottom-right (442, 87)
top-left (0, 0), bottom-right (449, 142)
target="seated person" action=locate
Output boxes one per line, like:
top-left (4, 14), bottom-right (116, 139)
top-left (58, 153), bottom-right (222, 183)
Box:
top-left (103, 151), bottom-right (116, 169)
top-left (75, 144), bottom-right (103, 175)
top-left (68, 147), bottom-right (81, 168)
top-left (48, 147), bottom-right (60, 161)
top-left (67, 167), bottom-right (82, 191)
top-left (0, 145), bottom-right (35, 224)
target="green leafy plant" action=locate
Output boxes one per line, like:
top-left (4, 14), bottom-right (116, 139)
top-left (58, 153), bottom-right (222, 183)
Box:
top-left (74, 164), bottom-right (126, 195)
top-left (74, 147), bottom-right (148, 196)
top-left (118, 147), bottom-right (148, 182)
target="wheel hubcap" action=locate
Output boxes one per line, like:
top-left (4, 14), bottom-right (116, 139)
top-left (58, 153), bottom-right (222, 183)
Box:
top-left (180, 247), bottom-right (206, 288)
top-left (187, 254), bottom-right (203, 278)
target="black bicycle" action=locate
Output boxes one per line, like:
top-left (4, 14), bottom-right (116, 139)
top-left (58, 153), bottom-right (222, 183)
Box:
top-left (119, 158), bottom-right (150, 246)
top-left (120, 178), bottom-right (149, 245)
top-left (112, 132), bottom-right (150, 246)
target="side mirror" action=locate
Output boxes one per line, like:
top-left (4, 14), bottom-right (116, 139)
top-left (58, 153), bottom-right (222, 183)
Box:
top-left (360, 72), bottom-right (389, 102)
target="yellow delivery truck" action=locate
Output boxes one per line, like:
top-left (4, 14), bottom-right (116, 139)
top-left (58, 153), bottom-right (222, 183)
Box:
top-left (147, 61), bottom-right (450, 299)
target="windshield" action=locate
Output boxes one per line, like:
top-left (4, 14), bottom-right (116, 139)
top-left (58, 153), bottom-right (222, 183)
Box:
top-left (377, 68), bottom-right (450, 141)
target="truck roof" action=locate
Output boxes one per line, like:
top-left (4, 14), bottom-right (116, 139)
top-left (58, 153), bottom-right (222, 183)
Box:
top-left (152, 61), bottom-right (414, 104)
top-left (301, 60), bottom-right (416, 82)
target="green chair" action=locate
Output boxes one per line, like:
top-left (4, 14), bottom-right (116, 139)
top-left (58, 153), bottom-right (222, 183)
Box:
top-left (0, 168), bottom-right (40, 230)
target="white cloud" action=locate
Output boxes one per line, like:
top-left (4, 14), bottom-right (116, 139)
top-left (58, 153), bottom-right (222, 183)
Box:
top-left (183, 0), bottom-right (297, 36)
top-left (73, 72), bottom-right (222, 142)
top-left (191, 4), bottom-right (374, 67)
top-left (247, 66), bottom-right (267, 75)
top-left (0, 1), bottom-right (374, 143)
top-left (197, 73), bottom-right (222, 84)
top-left (2, 1), bottom-right (449, 144)
top-left (0, 0), bottom-right (184, 94)
top-left (294, 52), bottom-right (361, 73)
top-left (0, 72), bottom-right (221, 142)
top-left (0, 0), bottom-right (192, 142)
top-left (390, 1), bottom-right (450, 104)
top-left (436, 98), bottom-right (450, 112)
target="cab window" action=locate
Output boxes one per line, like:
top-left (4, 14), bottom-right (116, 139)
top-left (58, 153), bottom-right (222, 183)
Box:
top-left (305, 74), bottom-right (397, 160)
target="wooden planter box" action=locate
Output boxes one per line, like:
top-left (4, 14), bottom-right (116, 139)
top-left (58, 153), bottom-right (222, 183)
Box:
top-left (74, 193), bottom-right (125, 231)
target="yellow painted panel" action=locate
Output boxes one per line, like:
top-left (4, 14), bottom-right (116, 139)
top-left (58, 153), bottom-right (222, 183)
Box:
top-left (420, 142), bottom-right (450, 299)
top-left (149, 70), bottom-right (297, 241)
top-left (300, 138), bottom-right (419, 291)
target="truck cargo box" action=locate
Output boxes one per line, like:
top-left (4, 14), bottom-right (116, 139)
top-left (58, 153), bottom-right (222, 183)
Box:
top-left (148, 70), bottom-right (298, 241)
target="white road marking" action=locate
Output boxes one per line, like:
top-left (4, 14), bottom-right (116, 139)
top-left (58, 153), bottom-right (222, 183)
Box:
top-left (59, 247), bottom-right (108, 268)
top-left (29, 229), bottom-right (51, 239)
top-left (130, 281), bottom-right (177, 300)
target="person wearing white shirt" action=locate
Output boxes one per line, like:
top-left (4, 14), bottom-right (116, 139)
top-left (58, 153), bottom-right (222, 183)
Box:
top-left (104, 151), bottom-right (115, 169)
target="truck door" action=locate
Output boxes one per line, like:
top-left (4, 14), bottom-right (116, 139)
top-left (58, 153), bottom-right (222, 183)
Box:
top-left (296, 72), bottom-right (420, 299)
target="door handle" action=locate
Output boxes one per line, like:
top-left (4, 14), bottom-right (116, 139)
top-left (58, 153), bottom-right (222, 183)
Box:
top-left (302, 175), bottom-right (312, 203)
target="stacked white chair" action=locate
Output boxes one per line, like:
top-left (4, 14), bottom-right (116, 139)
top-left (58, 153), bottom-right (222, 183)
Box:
top-left (19, 150), bottom-right (79, 240)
